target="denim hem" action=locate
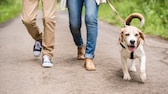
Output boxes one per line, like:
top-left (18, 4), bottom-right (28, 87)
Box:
top-left (77, 44), bottom-right (83, 48)
top-left (85, 53), bottom-right (94, 59)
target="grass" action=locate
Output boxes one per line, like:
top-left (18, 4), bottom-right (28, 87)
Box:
top-left (98, 0), bottom-right (168, 40)
top-left (0, 0), bottom-right (22, 24)
top-left (0, 0), bottom-right (168, 40)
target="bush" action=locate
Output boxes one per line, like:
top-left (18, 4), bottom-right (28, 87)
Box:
top-left (98, 0), bottom-right (168, 40)
top-left (0, 0), bottom-right (11, 5)
top-left (0, 0), bottom-right (21, 24)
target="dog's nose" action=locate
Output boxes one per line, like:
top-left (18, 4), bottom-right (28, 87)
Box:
top-left (130, 40), bottom-right (135, 44)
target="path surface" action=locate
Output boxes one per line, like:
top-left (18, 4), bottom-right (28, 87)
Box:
top-left (0, 11), bottom-right (168, 94)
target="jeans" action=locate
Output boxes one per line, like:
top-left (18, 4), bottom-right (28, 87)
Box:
top-left (67, 0), bottom-right (99, 59)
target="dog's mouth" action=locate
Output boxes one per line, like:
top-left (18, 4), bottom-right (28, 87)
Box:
top-left (128, 45), bottom-right (136, 52)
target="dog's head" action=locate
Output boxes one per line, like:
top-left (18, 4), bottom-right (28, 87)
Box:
top-left (119, 13), bottom-right (145, 52)
top-left (119, 26), bottom-right (145, 52)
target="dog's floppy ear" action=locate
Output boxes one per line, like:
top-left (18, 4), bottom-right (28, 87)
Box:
top-left (138, 30), bottom-right (145, 46)
top-left (139, 30), bottom-right (145, 40)
top-left (119, 28), bottom-right (125, 42)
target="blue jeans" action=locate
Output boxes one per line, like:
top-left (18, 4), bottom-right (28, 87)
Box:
top-left (67, 0), bottom-right (99, 59)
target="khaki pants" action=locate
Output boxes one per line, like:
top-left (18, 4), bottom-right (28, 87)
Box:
top-left (22, 0), bottom-right (56, 59)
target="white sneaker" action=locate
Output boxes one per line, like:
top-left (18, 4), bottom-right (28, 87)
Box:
top-left (42, 55), bottom-right (53, 68)
top-left (33, 41), bottom-right (42, 57)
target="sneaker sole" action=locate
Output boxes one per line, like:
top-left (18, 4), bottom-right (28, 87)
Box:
top-left (33, 51), bottom-right (41, 57)
top-left (42, 63), bottom-right (53, 68)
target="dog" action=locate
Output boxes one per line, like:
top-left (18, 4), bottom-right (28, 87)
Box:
top-left (119, 13), bottom-right (146, 82)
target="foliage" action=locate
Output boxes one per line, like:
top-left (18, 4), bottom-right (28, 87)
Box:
top-left (0, 0), bottom-right (168, 40)
top-left (0, 0), bottom-right (21, 24)
top-left (98, 0), bottom-right (168, 40)
top-left (0, 0), bottom-right (10, 5)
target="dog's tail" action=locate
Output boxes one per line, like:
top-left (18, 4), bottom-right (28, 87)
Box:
top-left (125, 13), bottom-right (145, 27)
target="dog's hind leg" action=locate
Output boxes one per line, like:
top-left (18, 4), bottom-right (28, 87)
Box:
top-left (129, 59), bottom-right (137, 72)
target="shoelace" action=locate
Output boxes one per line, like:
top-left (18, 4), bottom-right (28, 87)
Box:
top-left (43, 55), bottom-right (51, 63)
top-left (35, 41), bottom-right (42, 50)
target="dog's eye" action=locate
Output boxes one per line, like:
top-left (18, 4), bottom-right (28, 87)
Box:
top-left (125, 33), bottom-right (129, 36)
top-left (135, 33), bottom-right (138, 36)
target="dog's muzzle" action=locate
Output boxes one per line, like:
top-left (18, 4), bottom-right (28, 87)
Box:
top-left (127, 40), bottom-right (136, 52)
top-left (128, 45), bottom-right (135, 52)
top-left (130, 40), bottom-right (135, 45)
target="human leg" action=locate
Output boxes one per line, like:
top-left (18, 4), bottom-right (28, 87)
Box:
top-left (22, 0), bottom-right (42, 41)
top-left (67, 0), bottom-right (85, 59)
top-left (22, 0), bottom-right (42, 57)
top-left (84, 0), bottom-right (99, 59)
top-left (84, 0), bottom-right (99, 70)
top-left (41, 0), bottom-right (56, 67)
top-left (41, 0), bottom-right (56, 59)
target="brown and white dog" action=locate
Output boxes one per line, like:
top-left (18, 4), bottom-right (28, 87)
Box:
top-left (119, 13), bottom-right (146, 82)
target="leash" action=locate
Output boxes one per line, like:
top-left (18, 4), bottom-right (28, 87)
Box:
top-left (107, 0), bottom-right (125, 25)
top-left (107, 0), bottom-right (135, 59)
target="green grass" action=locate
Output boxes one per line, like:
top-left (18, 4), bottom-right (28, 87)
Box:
top-left (0, 0), bottom-right (168, 40)
top-left (98, 0), bottom-right (168, 40)
top-left (0, 0), bottom-right (21, 24)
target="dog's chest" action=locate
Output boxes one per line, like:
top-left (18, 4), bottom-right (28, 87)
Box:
top-left (121, 49), bottom-right (139, 59)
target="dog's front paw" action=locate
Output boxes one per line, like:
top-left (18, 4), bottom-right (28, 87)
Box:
top-left (123, 73), bottom-right (131, 80)
top-left (140, 72), bottom-right (146, 82)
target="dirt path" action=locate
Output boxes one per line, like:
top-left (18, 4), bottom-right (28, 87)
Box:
top-left (0, 11), bottom-right (168, 94)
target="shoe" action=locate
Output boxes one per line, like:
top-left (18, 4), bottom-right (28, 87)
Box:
top-left (33, 40), bottom-right (42, 57)
top-left (85, 58), bottom-right (96, 71)
top-left (77, 45), bottom-right (85, 60)
top-left (42, 55), bottom-right (53, 68)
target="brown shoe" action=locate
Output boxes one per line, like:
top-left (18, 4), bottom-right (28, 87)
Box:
top-left (85, 58), bottom-right (96, 71)
top-left (77, 45), bottom-right (85, 60)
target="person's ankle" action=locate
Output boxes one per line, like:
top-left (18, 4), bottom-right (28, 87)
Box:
top-left (77, 45), bottom-right (85, 60)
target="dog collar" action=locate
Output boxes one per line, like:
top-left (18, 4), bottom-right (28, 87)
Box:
top-left (120, 43), bottom-right (126, 49)
top-left (120, 43), bottom-right (134, 59)
top-left (130, 52), bottom-right (134, 59)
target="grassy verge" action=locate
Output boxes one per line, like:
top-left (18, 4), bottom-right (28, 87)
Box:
top-left (0, 0), bottom-right (22, 24)
top-left (0, 1), bottom-right (168, 40)
top-left (98, 0), bottom-right (168, 40)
